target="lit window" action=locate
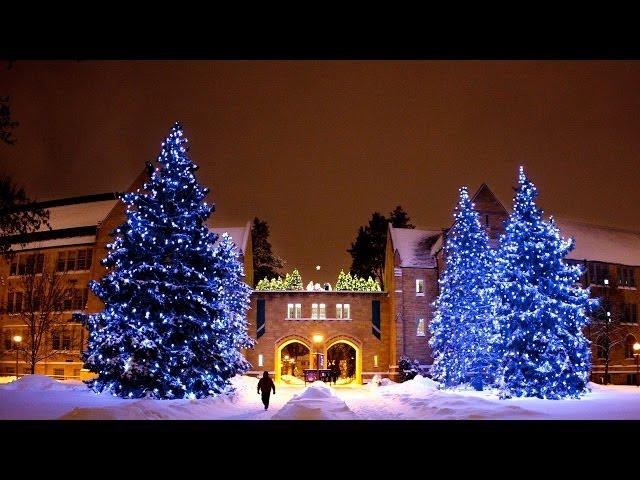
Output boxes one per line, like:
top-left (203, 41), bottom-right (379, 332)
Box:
top-left (258, 354), bottom-right (264, 367)
top-left (417, 318), bottom-right (426, 337)
top-left (416, 279), bottom-right (425, 295)
top-left (336, 304), bottom-right (343, 319)
top-left (319, 304), bottom-right (326, 319)
top-left (374, 355), bottom-right (378, 367)
top-left (295, 304), bottom-right (302, 318)
top-left (287, 304), bottom-right (295, 319)
top-left (311, 304), bottom-right (319, 319)
top-left (343, 304), bottom-right (350, 319)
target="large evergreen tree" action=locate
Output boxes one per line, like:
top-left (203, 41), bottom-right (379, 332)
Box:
top-left (429, 187), bottom-right (500, 389)
top-left (497, 167), bottom-right (594, 399)
top-left (347, 206), bottom-right (414, 288)
top-left (83, 122), bottom-right (253, 399)
top-left (251, 217), bottom-right (284, 286)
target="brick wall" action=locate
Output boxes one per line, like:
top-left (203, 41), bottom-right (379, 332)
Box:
top-left (246, 291), bottom-right (390, 383)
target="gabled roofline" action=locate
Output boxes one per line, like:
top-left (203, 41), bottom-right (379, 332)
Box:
top-left (471, 182), bottom-right (510, 215)
top-left (1, 192), bottom-right (119, 214)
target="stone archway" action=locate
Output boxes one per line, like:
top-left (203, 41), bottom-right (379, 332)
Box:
top-left (325, 335), bottom-right (362, 384)
top-left (274, 335), bottom-right (313, 384)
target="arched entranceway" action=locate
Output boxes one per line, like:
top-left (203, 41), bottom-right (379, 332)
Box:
top-left (325, 337), bottom-right (362, 384)
top-left (275, 336), bottom-right (312, 384)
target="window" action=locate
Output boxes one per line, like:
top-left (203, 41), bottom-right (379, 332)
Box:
top-left (3, 334), bottom-right (12, 350)
top-left (53, 368), bottom-right (64, 378)
top-left (63, 288), bottom-right (88, 311)
top-left (588, 263), bottom-right (609, 286)
top-left (416, 279), bottom-right (425, 295)
top-left (625, 335), bottom-right (637, 359)
top-left (52, 330), bottom-right (73, 351)
top-left (618, 266), bottom-right (636, 288)
top-left (287, 304), bottom-right (302, 319)
top-left (374, 355), bottom-right (379, 367)
top-left (7, 292), bottom-right (24, 313)
top-left (336, 304), bottom-right (350, 319)
top-left (311, 304), bottom-right (319, 319)
top-left (56, 249), bottom-right (93, 272)
top-left (258, 354), bottom-right (264, 367)
top-left (73, 369), bottom-right (80, 377)
top-left (621, 304), bottom-right (638, 324)
top-left (10, 254), bottom-right (45, 276)
top-left (319, 304), bottom-right (326, 319)
top-left (52, 332), bottom-right (61, 350)
top-left (485, 214), bottom-right (490, 227)
top-left (417, 318), bottom-right (426, 337)
top-left (627, 374), bottom-right (638, 386)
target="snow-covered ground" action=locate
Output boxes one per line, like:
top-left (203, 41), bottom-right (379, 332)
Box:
top-left (2, 374), bottom-right (640, 420)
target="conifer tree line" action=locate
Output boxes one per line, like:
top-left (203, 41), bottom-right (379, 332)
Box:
top-left (430, 167), bottom-right (596, 400)
top-left (255, 268), bottom-right (381, 292)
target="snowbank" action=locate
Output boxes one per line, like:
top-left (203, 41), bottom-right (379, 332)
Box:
top-left (384, 375), bottom-right (438, 396)
top-left (0, 374), bottom-right (79, 391)
top-left (271, 382), bottom-right (359, 420)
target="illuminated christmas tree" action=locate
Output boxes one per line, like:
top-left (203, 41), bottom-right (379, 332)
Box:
top-left (429, 187), bottom-right (500, 389)
top-left (497, 167), bottom-right (594, 399)
top-left (82, 122), bottom-right (253, 399)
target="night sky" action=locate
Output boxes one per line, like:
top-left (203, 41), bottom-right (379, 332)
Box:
top-left (1, 61), bottom-right (639, 283)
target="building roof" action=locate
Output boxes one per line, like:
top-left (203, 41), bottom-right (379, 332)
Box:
top-left (8, 194), bottom-right (252, 255)
top-left (7, 194), bottom-right (119, 251)
top-left (388, 225), bottom-right (441, 268)
top-left (209, 221), bottom-right (252, 254)
top-left (556, 219), bottom-right (640, 267)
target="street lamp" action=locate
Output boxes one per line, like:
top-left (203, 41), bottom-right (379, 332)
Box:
top-left (313, 334), bottom-right (324, 382)
top-left (13, 335), bottom-right (22, 381)
top-left (634, 342), bottom-right (640, 387)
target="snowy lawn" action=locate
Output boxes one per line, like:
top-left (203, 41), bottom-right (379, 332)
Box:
top-left (2, 374), bottom-right (640, 420)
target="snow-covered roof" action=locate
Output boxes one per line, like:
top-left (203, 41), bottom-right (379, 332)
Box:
top-left (10, 236), bottom-right (97, 252)
top-left (210, 222), bottom-right (251, 254)
top-left (38, 199), bottom-right (118, 232)
top-left (556, 219), bottom-right (640, 267)
top-left (389, 225), bottom-right (442, 268)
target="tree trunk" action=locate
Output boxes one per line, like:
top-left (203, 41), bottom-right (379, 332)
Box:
top-left (604, 357), bottom-right (610, 385)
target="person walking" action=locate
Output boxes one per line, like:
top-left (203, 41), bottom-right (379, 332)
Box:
top-left (257, 371), bottom-right (276, 410)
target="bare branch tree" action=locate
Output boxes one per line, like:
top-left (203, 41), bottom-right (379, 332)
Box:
top-left (2, 257), bottom-right (81, 374)
top-left (588, 300), bottom-right (628, 385)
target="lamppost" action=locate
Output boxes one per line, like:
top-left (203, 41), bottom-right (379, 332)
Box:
top-left (13, 335), bottom-right (22, 380)
top-left (313, 334), bottom-right (324, 382)
top-left (634, 342), bottom-right (640, 387)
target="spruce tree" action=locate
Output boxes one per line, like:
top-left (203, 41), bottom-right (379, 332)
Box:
top-left (497, 167), bottom-right (594, 399)
top-left (429, 187), bottom-right (500, 389)
top-left (83, 122), bottom-right (253, 399)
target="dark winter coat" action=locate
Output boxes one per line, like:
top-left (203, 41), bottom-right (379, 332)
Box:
top-left (257, 376), bottom-right (275, 395)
